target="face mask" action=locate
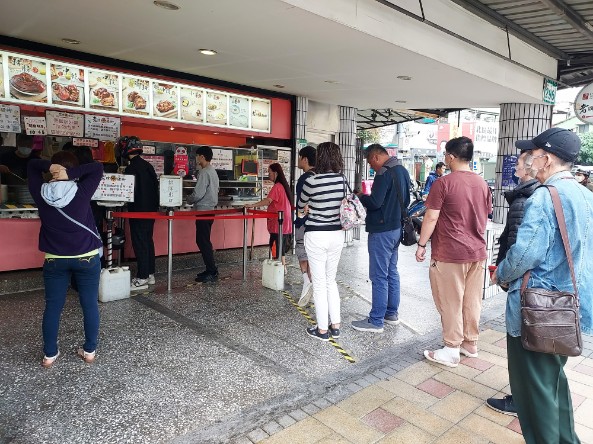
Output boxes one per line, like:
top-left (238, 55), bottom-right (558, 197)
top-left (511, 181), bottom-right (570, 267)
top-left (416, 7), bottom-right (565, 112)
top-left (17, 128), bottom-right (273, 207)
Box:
top-left (17, 147), bottom-right (32, 156)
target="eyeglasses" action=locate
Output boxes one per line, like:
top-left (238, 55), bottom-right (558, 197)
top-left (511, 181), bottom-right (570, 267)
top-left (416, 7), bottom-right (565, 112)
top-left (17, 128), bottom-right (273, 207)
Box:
top-left (445, 152), bottom-right (457, 159)
top-left (524, 153), bottom-right (547, 167)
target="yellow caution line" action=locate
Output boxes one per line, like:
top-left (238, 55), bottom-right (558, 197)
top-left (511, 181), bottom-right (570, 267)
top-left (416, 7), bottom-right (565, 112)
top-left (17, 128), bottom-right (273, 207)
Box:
top-left (282, 291), bottom-right (356, 364)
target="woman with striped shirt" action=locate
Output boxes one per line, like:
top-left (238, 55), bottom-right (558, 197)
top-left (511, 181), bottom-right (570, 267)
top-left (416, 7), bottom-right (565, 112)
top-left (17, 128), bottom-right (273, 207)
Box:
top-left (298, 142), bottom-right (347, 341)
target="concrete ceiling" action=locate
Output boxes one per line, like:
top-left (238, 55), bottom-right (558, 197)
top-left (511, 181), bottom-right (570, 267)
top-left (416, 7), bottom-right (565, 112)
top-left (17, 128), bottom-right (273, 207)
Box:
top-left (0, 0), bottom-right (549, 110)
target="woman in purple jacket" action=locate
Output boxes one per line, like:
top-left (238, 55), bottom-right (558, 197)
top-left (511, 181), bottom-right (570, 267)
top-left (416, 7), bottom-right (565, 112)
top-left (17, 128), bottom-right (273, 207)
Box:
top-left (28, 151), bottom-right (103, 368)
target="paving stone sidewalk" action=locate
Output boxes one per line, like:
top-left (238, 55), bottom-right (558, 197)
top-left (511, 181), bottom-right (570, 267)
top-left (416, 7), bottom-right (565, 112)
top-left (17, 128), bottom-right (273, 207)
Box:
top-left (237, 322), bottom-right (593, 444)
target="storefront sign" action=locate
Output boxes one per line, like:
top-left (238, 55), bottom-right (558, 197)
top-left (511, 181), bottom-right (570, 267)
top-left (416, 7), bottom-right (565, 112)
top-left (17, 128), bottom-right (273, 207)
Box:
top-left (575, 82), bottom-right (593, 124)
top-left (46, 110), bottom-right (84, 137)
top-left (543, 78), bottom-right (558, 105)
top-left (159, 175), bottom-right (183, 207)
top-left (501, 155), bottom-right (517, 187)
top-left (211, 148), bottom-right (234, 171)
top-left (84, 114), bottom-right (120, 140)
top-left (73, 137), bottom-right (99, 148)
top-left (24, 116), bottom-right (47, 135)
top-left (92, 173), bottom-right (135, 202)
top-left (0, 104), bottom-right (21, 133)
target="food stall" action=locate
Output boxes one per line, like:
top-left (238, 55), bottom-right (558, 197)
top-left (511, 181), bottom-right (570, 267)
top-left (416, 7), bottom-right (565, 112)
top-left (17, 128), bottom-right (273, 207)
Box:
top-left (0, 48), bottom-right (294, 272)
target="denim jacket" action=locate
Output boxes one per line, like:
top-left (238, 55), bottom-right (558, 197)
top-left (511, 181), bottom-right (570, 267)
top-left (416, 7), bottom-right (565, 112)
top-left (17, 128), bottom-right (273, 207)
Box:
top-left (497, 171), bottom-right (593, 337)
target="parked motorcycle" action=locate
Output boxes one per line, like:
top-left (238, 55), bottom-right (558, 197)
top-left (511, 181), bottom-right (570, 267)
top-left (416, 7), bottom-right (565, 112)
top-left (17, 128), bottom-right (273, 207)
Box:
top-left (408, 189), bottom-right (426, 241)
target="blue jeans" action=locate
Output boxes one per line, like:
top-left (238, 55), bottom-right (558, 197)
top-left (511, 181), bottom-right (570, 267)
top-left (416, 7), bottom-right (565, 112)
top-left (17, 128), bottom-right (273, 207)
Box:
top-left (368, 229), bottom-right (401, 327)
top-left (42, 254), bottom-right (101, 357)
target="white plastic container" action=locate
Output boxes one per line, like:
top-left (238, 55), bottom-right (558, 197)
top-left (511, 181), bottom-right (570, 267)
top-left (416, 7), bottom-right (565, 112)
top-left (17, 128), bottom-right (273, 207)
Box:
top-left (262, 259), bottom-right (284, 290)
top-left (99, 266), bottom-right (131, 302)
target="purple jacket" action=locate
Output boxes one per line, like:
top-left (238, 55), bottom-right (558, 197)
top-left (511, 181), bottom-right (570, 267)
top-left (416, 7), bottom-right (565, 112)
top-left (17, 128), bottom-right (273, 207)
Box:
top-left (28, 159), bottom-right (103, 256)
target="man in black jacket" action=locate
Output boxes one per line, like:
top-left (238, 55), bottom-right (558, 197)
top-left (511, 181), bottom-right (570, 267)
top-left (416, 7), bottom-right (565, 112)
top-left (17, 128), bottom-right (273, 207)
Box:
top-left (120, 136), bottom-right (159, 290)
top-left (486, 150), bottom-right (538, 417)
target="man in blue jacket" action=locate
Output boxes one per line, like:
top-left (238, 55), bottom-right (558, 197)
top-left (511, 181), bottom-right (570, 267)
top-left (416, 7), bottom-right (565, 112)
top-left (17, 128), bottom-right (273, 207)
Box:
top-left (422, 162), bottom-right (445, 196)
top-left (352, 144), bottom-right (410, 333)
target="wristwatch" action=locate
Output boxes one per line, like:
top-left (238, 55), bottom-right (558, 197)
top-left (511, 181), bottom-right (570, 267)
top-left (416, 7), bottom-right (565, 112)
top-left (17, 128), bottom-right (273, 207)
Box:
top-left (418, 243), bottom-right (426, 248)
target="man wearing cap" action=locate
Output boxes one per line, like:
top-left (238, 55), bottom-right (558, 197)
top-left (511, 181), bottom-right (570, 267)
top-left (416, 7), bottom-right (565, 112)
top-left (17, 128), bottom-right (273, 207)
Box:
top-left (493, 128), bottom-right (593, 444)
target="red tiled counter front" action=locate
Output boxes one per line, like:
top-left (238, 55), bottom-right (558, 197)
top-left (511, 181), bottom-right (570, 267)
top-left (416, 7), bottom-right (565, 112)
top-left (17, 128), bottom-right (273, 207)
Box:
top-left (0, 219), bottom-right (46, 271)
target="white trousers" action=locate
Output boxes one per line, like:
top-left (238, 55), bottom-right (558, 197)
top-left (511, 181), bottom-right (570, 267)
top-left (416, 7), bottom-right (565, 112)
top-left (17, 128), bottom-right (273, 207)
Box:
top-left (304, 230), bottom-right (344, 330)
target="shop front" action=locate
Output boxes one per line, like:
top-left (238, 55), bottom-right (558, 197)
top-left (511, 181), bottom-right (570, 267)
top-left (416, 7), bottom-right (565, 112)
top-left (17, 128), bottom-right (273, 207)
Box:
top-left (0, 47), bottom-right (294, 272)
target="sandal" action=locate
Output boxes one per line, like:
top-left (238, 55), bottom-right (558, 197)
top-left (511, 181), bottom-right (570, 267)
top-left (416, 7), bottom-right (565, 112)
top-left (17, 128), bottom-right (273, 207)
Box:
top-left (42, 351), bottom-right (60, 368)
top-left (77, 348), bottom-right (96, 364)
top-left (424, 348), bottom-right (460, 368)
top-left (460, 346), bottom-right (479, 358)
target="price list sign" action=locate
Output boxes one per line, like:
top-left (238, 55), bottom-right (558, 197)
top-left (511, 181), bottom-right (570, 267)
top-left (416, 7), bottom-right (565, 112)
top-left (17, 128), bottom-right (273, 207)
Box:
top-left (46, 110), bottom-right (84, 137)
top-left (0, 104), bottom-right (22, 133)
top-left (24, 116), bottom-right (47, 135)
top-left (84, 115), bottom-right (120, 140)
top-left (92, 173), bottom-right (135, 202)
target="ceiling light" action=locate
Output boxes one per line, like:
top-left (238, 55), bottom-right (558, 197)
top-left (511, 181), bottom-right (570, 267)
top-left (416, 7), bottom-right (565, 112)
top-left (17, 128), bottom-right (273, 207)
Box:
top-left (199, 49), bottom-right (218, 56)
top-left (61, 38), bottom-right (80, 45)
top-left (213, 132), bottom-right (219, 135)
top-left (153, 1), bottom-right (180, 10)
top-left (324, 80), bottom-right (340, 84)
top-left (396, 75), bottom-right (412, 81)
top-left (273, 84), bottom-right (285, 89)
top-left (170, 126), bottom-right (175, 130)
top-left (395, 100), bottom-right (407, 103)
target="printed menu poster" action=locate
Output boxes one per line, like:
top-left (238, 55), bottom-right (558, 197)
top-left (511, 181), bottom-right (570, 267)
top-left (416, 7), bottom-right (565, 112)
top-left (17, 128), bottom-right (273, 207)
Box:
top-left (88, 70), bottom-right (119, 111)
top-left (206, 91), bottom-right (228, 125)
top-left (0, 104), bottom-right (21, 133)
top-left (228, 95), bottom-right (249, 129)
top-left (0, 56), bottom-right (4, 99)
top-left (7, 55), bottom-right (48, 103)
top-left (46, 110), bottom-right (84, 137)
top-left (152, 82), bottom-right (178, 119)
top-left (24, 116), bottom-right (47, 135)
top-left (84, 115), bottom-right (120, 140)
top-left (251, 99), bottom-right (270, 132)
top-left (180, 87), bottom-right (204, 123)
top-left (50, 63), bottom-right (85, 107)
top-left (122, 75), bottom-right (150, 116)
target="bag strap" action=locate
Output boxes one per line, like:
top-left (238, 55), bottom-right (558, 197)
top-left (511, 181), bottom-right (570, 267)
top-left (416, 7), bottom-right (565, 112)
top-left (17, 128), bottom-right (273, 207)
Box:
top-left (56, 208), bottom-right (102, 242)
top-left (341, 174), bottom-right (353, 197)
top-left (520, 185), bottom-right (578, 300)
top-left (386, 166), bottom-right (408, 221)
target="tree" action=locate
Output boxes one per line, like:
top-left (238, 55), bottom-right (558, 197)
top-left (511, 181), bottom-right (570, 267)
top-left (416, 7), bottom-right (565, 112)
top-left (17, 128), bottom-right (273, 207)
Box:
top-left (357, 128), bottom-right (381, 145)
top-left (577, 133), bottom-right (593, 165)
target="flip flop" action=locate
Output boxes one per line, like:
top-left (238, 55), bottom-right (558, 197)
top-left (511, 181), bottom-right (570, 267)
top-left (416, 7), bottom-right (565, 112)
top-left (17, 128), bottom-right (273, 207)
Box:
top-left (460, 346), bottom-right (479, 358)
top-left (424, 349), bottom-right (459, 368)
top-left (42, 351), bottom-right (60, 368)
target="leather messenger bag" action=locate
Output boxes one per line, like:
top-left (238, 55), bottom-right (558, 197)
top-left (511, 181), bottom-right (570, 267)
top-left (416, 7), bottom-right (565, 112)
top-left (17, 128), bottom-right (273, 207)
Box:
top-left (520, 185), bottom-right (582, 357)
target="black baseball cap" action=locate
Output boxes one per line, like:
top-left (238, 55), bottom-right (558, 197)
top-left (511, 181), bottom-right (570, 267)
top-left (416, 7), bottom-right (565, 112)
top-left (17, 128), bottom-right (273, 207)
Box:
top-left (515, 128), bottom-right (581, 162)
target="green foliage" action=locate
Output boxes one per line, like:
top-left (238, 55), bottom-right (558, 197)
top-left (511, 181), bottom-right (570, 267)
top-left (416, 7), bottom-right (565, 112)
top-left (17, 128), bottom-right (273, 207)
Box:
top-left (357, 129), bottom-right (381, 144)
top-left (577, 133), bottom-right (593, 165)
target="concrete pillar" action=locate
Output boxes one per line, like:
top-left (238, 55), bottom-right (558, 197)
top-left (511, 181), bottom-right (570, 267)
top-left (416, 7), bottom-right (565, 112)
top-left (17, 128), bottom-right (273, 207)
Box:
top-left (493, 103), bottom-right (552, 224)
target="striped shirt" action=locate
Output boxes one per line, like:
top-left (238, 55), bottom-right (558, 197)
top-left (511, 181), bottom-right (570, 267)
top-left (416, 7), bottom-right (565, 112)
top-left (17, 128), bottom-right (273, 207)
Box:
top-left (297, 172), bottom-right (346, 232)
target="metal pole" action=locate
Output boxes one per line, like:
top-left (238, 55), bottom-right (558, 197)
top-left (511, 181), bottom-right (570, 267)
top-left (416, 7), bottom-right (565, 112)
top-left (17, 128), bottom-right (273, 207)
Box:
top-left (167, 209), bottom-right (174, 292)
top-left (242, 207), bottom-right (248, 280)
top-left (106, 209), bottom-right (113, 268)
top-left (277, 211), bottom-right (284, 261)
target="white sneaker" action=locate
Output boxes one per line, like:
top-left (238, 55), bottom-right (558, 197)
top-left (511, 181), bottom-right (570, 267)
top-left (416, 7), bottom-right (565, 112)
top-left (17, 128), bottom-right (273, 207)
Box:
top-left (131, 278), bottom-right (149, 291)
top-left (298, 281), bottom-right (313, 307)
top-left (147, 274), bottom-right (155, 285)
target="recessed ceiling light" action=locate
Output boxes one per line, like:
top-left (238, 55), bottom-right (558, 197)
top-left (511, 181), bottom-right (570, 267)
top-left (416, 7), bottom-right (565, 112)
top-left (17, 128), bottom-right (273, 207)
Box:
top-left (213, 132), bottom-right (219, 135)
top-left (324, 80), bottom-right (340, 84)
top-left (395, 100), bottom-right (407, 103)
top-left (273, 84), bottom-right (285, 89)
top-left (170, 126), bottom-right (175, 130)
top-left (154, 1), bottom-right (180, 10)
top-left (61, 38), bottom-right (80, 45)
top-left (199, 49), bottom-right (218, 56)
top-left (396, 75), bottom-right (412, 81)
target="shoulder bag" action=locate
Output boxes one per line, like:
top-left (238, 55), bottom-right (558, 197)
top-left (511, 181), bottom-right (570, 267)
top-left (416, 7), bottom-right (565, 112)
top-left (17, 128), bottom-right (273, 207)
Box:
top-left (56, 208), bottom-right (104, 258)
top-left (520, 185), bottom-right (582, 356)
top-left (390, 166), bottom-right (417, 246)
top-left (339, 175), bottom-right (366, 231)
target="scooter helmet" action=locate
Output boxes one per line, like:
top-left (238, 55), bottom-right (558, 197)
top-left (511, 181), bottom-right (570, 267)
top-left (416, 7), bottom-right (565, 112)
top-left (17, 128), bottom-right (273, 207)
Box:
top-left (116, 136), bottom-right (143, 159)
top-left (576, 169), bottom-right (590, 178)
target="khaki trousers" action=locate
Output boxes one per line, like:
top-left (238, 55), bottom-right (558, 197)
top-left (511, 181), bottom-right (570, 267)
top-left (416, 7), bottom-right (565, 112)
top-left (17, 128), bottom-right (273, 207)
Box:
top-left (429, 260), bottom-right (485, 348)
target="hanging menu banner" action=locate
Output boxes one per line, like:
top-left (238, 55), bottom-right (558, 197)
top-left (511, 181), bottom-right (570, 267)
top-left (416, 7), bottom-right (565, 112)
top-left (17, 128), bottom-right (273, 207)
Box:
top-left (24, 116), bottom-right (47, 135)
top-left (84, 114), bottom-right (120, 140)
top-left (46, 110), bottom-right (84, 137)
top-left (0, 103), bottom-right (21, 132)
top-left (0, 50), bottom-right (272, 133)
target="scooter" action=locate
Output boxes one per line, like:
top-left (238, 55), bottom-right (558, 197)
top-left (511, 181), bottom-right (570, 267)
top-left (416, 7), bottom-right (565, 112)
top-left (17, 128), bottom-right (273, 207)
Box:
top-left (407, 189), bottom-right (426, 241)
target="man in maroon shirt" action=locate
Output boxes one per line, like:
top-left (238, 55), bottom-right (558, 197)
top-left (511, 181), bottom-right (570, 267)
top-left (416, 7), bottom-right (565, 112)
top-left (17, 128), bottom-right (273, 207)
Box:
top-left (415, 137), bottom-right (492, 367)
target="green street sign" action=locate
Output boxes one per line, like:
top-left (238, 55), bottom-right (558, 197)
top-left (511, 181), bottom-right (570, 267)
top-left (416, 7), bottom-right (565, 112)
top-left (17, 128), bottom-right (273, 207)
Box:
top-left (543, 78), bottom-right (558, 105)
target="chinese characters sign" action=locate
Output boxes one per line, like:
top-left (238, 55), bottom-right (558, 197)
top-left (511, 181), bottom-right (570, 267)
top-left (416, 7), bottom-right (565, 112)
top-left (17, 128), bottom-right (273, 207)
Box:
top-left (84, 114), bottom-right (120, 140)
top-left (92, 173), bottom-right (135, 202)
top-left (0, 104), bottom-right (21, 133)
top-left (575, 82), bottom-right (593, 125)
top-left (46, 111), bottom-right (84, 137)
top-left (24, 116), bottom-right (47, 135)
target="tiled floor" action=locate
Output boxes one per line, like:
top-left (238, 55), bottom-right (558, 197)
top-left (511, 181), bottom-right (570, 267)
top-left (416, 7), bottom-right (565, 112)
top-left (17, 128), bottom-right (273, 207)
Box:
top-left (243, 328), bottom-right (593, 444)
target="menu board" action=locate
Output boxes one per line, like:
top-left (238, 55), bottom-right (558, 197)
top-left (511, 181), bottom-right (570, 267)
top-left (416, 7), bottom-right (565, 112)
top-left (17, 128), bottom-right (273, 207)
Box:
top-left (152, 82), bottom-right (178, 119)
top-left (88, 69), bottom-right (119, 111)
top-left (229, 95), bottom-right (250, 128)
top-left (180, 86), bottom-right (204, 123)
top-left (211, 148), bottom-right (234, 171)
top-left (0, 56), bottom-right (4, 99)
top-left (85, 115), bottom-right (120, 140)
top-left (92, 173), bottom-right (135, 202)
top-left (24, 116), bottom-right (47, 135)
top-left (122, 75), bottom-right (150, 116)
top-left (251, 99), bottom-right (270, 131)
top-left (46, 110), bottom-right (84, 137)
top-left (50, 63), bottom-right (85, 108)
top-left (206, 91), bottom-right (228, 125)
top-left (0, 104), bottom-right (21, 133)
top-left (7, 55), bottom-right (48, 104)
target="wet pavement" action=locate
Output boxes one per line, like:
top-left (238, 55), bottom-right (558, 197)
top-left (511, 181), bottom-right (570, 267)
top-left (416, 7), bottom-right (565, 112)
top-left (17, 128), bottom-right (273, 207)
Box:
top-left (0, 233), bottom-right (508, 444)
